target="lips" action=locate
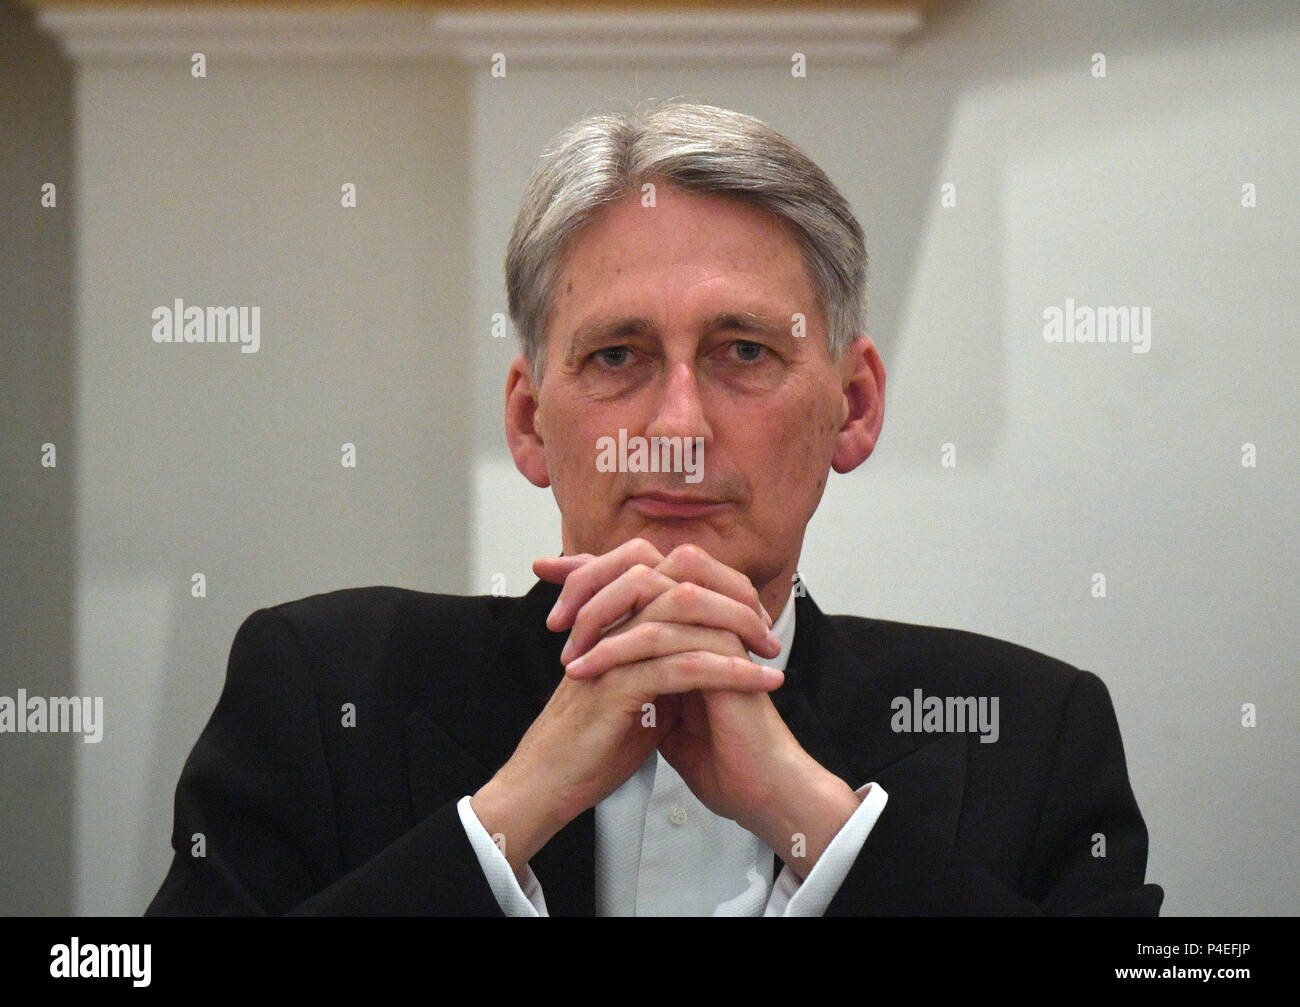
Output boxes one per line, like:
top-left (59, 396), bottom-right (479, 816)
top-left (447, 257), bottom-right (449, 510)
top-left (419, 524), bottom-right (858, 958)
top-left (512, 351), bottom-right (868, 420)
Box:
top-left (628, 493), bottom-right (728, 518)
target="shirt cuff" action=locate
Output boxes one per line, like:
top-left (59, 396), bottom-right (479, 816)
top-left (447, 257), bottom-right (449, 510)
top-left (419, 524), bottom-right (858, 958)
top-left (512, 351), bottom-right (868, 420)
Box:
top-left (764, 781), bottom-right (889, 917)
top-left (456, 795), bottom-right (549, 916)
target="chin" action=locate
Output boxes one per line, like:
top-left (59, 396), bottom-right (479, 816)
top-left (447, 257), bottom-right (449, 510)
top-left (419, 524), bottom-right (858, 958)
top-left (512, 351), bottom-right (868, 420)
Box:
top-left (634, 522), bottom-right (721, 549)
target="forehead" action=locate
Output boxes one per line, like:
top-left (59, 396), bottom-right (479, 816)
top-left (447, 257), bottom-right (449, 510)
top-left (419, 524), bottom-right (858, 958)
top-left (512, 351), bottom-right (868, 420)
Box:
top-left (559, 183), bottom-right (806, 277)
top-left (546, 184), bottom-right (819, 340)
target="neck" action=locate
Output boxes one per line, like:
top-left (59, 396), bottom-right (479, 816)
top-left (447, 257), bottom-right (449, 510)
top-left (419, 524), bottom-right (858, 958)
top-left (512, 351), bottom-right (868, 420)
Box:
top-left (758, 570), bottom-right (797, 626)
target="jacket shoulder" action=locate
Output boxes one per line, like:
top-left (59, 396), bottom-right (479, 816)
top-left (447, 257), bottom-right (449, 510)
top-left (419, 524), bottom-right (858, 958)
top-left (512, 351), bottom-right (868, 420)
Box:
top-left (233, 586), bottom-right (508, 691)
top-left (825, 612), bottom-right (1090, 703)
top-left (255, 585), bottom-right (504, 640)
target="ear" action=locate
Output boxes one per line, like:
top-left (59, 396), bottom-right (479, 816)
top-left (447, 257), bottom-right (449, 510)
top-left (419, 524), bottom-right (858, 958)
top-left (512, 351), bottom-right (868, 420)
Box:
top-left (831, 336), bottom-right (886, 474)
top-left (505, 354), bottom-right (551, 488)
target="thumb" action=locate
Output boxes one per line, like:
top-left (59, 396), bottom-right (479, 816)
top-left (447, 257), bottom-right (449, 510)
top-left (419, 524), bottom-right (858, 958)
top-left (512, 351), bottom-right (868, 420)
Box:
top-left (532, 552), bottom-right (594, 584)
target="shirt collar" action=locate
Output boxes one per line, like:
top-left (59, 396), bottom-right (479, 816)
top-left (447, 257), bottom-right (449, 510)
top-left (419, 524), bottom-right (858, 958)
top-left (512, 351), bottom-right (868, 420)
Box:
top-left (751, 586), bottom-right (797, 672)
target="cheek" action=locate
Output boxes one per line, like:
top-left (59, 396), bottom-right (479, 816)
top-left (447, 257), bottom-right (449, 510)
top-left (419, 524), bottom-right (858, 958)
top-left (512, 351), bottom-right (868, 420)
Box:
top-left (549, 420), bottom-right (606, 490)
top-left (744, 396), bottom-right (837, 507)
top-left (767, 396), bottom-right (837, 463)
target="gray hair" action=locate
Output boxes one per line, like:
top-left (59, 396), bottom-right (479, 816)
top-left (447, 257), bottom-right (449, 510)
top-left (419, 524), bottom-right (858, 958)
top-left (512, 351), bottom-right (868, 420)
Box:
top-left (505, 98), bottom-right (867, 386)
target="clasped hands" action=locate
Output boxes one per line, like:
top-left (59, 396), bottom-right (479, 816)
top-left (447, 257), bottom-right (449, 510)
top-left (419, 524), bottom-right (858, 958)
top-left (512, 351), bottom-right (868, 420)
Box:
top-left (469, 538), bottom-right (861, 885)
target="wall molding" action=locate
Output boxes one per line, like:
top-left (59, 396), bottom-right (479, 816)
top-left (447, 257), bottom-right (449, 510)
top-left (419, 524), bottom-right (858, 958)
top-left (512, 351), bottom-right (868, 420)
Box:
top-left (35, 5), bottom-right (924, 64)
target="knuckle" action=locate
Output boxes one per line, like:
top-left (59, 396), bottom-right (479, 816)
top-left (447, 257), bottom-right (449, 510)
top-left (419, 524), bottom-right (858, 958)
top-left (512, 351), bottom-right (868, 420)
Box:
top-left (627, 562), bottom-right (654, 584)
top-left (631, 538), bottom-right (661, 561)
top-left (634, 621), bottom-right (667, 648)
top-left (668, 542), bottom-right (706, 568)
top-left (672, 580), bottom-right (703, 605)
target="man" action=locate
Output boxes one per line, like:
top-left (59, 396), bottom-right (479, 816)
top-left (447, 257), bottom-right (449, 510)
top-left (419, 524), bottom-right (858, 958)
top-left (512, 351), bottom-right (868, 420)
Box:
top-left (147, 100), bottom-right (1161, 916)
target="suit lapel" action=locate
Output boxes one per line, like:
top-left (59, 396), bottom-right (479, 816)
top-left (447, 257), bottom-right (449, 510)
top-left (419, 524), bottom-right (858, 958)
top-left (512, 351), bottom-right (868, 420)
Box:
top-left (774, 591), bottom-right (967, 867)
top-left (495, 579), bottom-right (596, 916)
top-left (777, 589), bottom-right (926, 785)
top-left (399, 578), bottom-right (597, 915)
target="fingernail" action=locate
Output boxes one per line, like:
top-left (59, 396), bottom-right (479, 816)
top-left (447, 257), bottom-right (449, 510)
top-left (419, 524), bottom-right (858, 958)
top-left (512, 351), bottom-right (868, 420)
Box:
top-left (762, 667), bottom-right (784, 687)
top-left (762, 606), bottom-right (773, 628)
top-left (766, 630), bottom-right (781, 653)
top-left (560, 638), bottom-right (573, 663)
top-left (566, 654), bottom-right (586, 675)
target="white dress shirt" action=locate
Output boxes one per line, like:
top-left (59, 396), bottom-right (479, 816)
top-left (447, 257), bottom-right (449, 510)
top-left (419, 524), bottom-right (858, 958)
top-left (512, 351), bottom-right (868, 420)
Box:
top-left (456, 588), bottom-right (889, 915)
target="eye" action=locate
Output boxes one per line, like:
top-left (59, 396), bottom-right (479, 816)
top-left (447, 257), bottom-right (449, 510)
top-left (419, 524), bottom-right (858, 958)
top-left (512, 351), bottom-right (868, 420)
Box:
top-left (732, 340), bottom-right (765, 362)
top-left (593, 345), bottom-right (632, 367)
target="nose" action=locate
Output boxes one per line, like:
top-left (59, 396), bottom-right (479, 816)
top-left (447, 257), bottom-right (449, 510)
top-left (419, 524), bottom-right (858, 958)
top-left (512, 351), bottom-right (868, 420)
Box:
top-left (644, 360), bottom-right (712, 447)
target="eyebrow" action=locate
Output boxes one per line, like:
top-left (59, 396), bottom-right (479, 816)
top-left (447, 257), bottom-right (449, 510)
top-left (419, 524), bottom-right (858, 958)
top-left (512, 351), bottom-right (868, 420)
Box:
top-left (564, 311), bottom-right (793, 367)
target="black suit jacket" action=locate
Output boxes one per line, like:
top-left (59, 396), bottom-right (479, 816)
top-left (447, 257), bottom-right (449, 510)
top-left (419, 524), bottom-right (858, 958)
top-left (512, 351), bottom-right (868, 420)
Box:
top-left (146, 578), bottom-right (1162, 915)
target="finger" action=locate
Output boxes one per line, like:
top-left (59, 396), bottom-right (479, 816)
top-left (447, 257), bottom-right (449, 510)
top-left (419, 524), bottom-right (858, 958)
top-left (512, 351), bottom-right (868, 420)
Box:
top-left (655, 543), bottom-right (772, 628)
top-left (567, 621), bottom-right (753, 679)
top-left (564, 581), bottom-right (780, 668)
top-left (545, 538), bottom-right (665, 631)
top-left (532, 553), bottom-right (595, 584)
top-left (617, 650), bottom-right (785, 696)
top-left (633, 581), bottom-right (781, 661)
top-left (561, 563), bottom-right (679, 664)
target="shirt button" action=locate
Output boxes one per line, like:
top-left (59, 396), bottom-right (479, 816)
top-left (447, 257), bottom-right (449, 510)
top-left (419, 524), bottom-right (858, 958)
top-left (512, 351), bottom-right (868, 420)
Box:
top-left (669, 806), bottom-right (688, 826)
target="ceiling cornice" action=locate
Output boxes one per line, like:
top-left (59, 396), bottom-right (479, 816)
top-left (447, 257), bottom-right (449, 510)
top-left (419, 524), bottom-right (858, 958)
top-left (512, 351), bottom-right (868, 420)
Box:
top-left (34, 4), bottom-right (925, 64)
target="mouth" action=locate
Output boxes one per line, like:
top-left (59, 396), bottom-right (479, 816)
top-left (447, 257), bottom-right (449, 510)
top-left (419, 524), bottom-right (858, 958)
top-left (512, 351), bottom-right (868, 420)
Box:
top-left (627, 492), bottom-right (729, 519)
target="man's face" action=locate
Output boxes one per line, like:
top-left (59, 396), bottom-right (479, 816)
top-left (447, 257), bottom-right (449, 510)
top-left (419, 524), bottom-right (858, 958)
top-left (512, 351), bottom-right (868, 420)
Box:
top-left (506, 181), bottom-right (882, 606)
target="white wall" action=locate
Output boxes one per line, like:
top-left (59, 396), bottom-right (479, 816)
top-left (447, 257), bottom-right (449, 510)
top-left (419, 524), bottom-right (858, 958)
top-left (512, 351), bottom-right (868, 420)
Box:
top-left (470, 1), bottom-right (1300, 915)
top-left (68, 59), bottom-right (472, 913)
